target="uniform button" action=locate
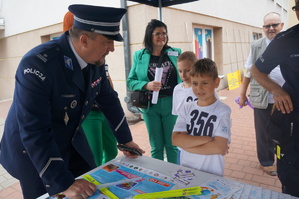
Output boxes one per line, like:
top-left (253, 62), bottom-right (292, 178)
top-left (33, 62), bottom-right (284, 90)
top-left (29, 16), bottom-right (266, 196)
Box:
top-left (45, 184), bottom-right (51, 188)
top-left (81, 115), bottom-right (85, 120)
top-left (22, 150), bottom-right (27, 154)
top-left (76, 127), bottom-right (79, 131)
top-left (85, 101), bottom-right (89, 106)
top-left (96, 92), bottom-right (99, 95)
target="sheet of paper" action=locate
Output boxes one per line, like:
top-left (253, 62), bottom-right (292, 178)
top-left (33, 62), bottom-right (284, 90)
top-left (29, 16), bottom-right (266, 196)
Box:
top-left (261, 188), bottom-right (271, 199)
top-left (230, 183), bottom-right (245, 199)
top-left (248, 186), bottom-right (262, 199)
top-left (186, 176), bottom-right (241, 199)
top-left (239, 184), bottom-right (252, 199)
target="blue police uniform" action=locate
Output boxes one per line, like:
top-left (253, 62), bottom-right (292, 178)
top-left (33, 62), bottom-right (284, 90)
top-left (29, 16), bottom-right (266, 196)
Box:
top-left (255, 24), bottom-right (299, 197)
top-left (0, 4), bottom-right (131, 198)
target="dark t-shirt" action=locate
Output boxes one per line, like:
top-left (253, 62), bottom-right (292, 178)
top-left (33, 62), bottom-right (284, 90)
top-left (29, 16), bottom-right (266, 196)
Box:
top-left (148, 54), bottom-right (178, 96)
top-left (255, 24), bottom-right (299, 115)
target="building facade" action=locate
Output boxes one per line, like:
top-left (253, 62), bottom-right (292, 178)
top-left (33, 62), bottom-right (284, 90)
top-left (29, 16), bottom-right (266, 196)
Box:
top-left (0, 0), bottom-right (291, 116)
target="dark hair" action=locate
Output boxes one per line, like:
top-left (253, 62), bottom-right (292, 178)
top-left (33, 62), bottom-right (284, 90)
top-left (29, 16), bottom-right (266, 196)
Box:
top-left (178, 51), bottom-right (197, 64)
top-left (190, 58), bottom-right (218, 79)
top-left (143, 19), bottom-right (169, 54)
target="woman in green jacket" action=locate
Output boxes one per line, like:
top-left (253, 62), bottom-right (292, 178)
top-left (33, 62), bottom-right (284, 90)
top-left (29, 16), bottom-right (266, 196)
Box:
top-left (127, 19), bottom-right (182, 164)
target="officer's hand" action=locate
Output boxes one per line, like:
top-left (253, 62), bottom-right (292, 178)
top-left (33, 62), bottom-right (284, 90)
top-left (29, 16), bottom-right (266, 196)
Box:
top-left (62, 179), bottom-right (96, 199)
top-left (122, 141), bottom-right (145, 158)
top-left (273, 88), bottom-right (293, 114)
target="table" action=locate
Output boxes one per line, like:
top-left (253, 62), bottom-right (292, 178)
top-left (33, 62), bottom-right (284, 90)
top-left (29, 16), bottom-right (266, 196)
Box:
top-left (38, 155), bottom-right (297, 199)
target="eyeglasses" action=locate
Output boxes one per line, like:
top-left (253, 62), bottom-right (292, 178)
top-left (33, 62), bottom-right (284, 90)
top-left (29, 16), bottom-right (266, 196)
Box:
top-left (292, 5), bottom-right (299, 11)
top-left (152, 32), bottom-right (167, 38)
top-left (263, 23), bottom-right (280, 29)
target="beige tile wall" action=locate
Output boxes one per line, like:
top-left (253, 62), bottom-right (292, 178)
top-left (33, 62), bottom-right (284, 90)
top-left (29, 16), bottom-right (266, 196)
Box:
top-left (0, 5), bottom-right (262, 116)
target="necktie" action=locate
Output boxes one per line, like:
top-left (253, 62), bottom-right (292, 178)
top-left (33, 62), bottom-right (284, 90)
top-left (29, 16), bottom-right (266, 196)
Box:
top-left (82, 64), bottom-right (90, 83)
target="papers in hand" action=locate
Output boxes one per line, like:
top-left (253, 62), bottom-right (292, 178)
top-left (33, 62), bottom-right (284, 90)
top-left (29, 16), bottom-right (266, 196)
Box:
top-left (152, 67), bottom-right (163, 104)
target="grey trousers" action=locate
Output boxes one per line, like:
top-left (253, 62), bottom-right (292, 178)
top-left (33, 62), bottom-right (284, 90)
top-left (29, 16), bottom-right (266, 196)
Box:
top-left (253, 104), bottom-right (275, 166)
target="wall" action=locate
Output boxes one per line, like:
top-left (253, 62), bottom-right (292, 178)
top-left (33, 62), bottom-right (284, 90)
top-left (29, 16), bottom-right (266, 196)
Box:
top-left (0, 0), bottom-right (290, 116)
top-left (288, 0), bottom-right (298, 27)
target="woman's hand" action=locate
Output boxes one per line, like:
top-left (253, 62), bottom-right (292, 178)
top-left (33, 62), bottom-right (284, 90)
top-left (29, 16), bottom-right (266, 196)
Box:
top-left (145, 81), bottom-right (162, 91)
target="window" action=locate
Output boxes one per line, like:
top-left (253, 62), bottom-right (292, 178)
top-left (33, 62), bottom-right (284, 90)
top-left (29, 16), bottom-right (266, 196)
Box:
top-left (193, 27), bottom-right (213, 59)
top-left (252, 32), bottom-right (262, 40)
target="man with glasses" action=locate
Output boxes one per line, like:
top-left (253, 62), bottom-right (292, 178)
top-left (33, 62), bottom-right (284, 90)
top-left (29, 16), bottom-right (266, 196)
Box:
top-left (251, 0), bottom-right (299, 197)
top-left (239, 12), bottom-right (284, 176)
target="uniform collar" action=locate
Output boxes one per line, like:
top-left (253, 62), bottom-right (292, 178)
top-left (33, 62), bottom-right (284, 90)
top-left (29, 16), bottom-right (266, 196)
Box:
top-left (67, 35), bottom-right (87, 70)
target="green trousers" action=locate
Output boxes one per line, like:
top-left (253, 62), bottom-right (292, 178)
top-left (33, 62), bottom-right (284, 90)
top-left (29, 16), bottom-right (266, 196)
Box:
top-left (142, 96), bottom-right (178, 164)
top-left (82, 110), bottom-right (118, 166)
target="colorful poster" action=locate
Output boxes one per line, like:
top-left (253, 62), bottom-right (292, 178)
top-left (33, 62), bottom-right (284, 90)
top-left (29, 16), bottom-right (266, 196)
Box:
top-left (82, 163), bottom-right (175, 199)
top-left (194, 28), bottom-right (213, 60)
top-left (194, 28), bottom-right (203, 59)
top-left (205, 29), bottom-right (212, 59)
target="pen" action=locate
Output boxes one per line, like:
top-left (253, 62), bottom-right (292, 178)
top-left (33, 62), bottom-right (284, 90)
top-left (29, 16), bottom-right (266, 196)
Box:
top-left (96, 177), bottom-right (143, 189)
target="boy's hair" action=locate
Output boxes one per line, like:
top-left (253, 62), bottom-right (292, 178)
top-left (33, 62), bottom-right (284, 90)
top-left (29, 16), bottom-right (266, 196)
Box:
top-left (190, 58), bottom-right (218, 79)
top-left (178, 51), bottom-right (197, 64)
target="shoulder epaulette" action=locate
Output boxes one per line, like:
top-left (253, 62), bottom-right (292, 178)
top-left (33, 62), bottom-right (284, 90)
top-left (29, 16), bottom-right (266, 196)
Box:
top-left (276, 24), bottom-right (299, 40)
top-left (36, 45), bottom-right (61, 63)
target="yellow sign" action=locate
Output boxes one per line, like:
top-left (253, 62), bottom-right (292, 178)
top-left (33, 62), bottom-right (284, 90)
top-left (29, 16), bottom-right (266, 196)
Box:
top-left (227, 70), bottom-right (241, 90)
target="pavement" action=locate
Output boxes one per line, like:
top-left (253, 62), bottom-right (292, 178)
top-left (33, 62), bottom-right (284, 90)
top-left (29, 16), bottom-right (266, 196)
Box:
top-left (0, 87), bottom-right (283, 199)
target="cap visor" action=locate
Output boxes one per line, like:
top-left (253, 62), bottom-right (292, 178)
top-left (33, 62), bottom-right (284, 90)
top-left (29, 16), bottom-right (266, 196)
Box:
top-left (103, 34), bottom-right (123, 42)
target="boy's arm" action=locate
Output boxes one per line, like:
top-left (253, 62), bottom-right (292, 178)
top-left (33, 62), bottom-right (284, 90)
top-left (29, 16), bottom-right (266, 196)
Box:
top-left (183, 136), bottom-right (228, 156)
top-left (172, 131), bottom-right (213, 148)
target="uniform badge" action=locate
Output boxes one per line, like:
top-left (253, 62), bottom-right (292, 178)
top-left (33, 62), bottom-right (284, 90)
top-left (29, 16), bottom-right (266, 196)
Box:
top-left (70, 100), bottom-right (77, 109)
top-left (91, 77), bottom-right (102, 88)
top-left (64, 56), bottom-right (73, 70)
top-left (64, 112), bottom-right (69, 126)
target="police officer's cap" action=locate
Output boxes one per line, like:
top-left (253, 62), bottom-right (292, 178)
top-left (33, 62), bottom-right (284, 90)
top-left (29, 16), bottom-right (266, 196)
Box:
top-left (68, 4), bottom-right (127, 41)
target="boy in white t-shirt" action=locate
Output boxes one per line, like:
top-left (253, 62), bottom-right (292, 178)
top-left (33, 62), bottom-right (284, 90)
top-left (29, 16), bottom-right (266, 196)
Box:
top-left (172, 51), bottom-right (198, 116)
top-left (172, 58), bottom-right (231, 176)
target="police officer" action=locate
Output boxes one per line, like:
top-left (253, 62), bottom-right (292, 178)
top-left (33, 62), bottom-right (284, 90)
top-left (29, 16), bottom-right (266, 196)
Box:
top-left (251, 0), bottom-right (299, 196)
top-left (0, 4), bottom-right (144, 199)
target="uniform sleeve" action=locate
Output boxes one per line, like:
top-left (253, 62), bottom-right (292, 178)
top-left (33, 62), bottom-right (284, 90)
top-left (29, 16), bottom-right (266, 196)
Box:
top-left (96, 66), bottom-right (133, 144)
top-left (255, 35), bottom-right (288, 74)
top-left (15, 56), bottom-right (74, 195)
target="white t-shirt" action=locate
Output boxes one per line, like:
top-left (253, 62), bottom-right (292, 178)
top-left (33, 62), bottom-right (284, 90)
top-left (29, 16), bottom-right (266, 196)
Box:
top-left (173, 100), bottom-right (231, 176)
top-left (172, 83), bottom-right (197, 115)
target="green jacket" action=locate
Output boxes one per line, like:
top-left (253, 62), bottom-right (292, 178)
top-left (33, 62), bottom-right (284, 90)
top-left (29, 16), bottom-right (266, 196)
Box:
top-left (127, 47), bottom-right (182, 91)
